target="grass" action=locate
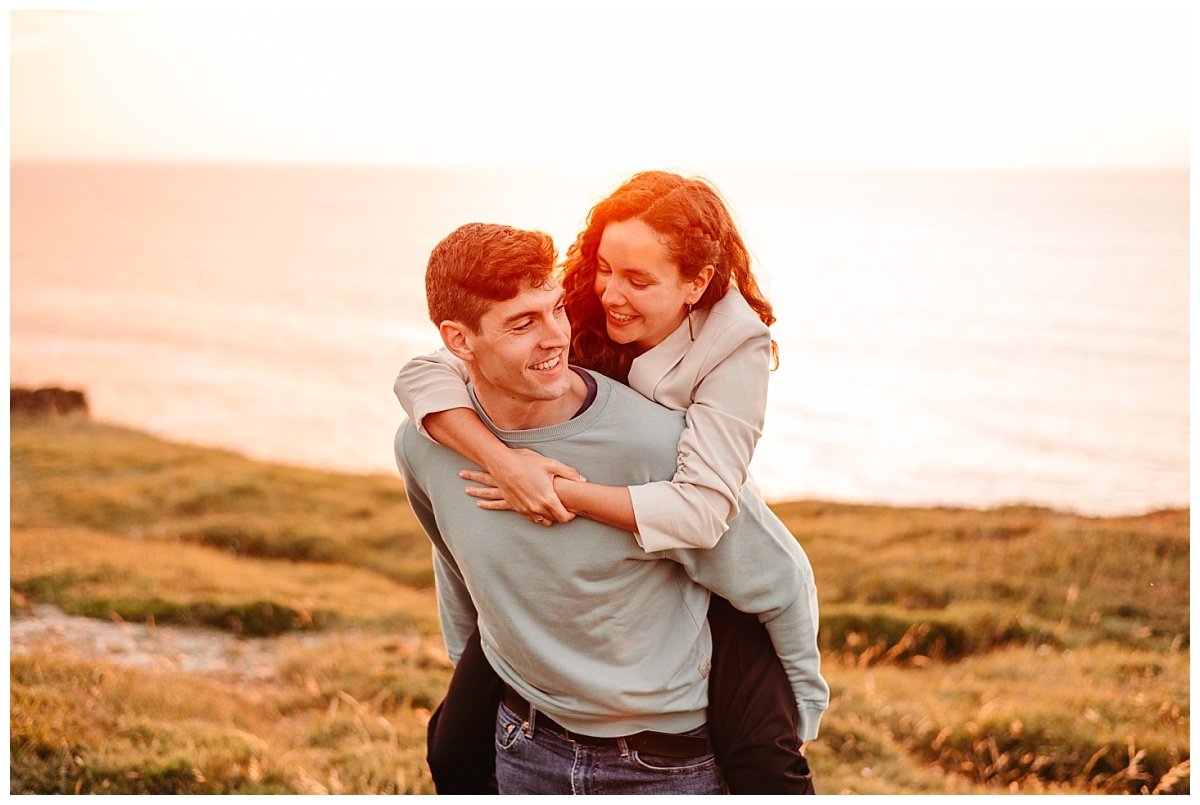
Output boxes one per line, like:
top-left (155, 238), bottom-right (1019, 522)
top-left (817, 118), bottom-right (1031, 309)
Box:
top-left (9, 417), bottom-right (1190, 794)
top-left (770, 500), bottom-right (1189, 653)
top-left (10, 417), bottom-right (435, 588)
top-left (11, 526), bottom-right (439, 636)
top-left (11, 637), bottom-right (443, 794)
top-left (813, 644), bottom-right (1190, 794)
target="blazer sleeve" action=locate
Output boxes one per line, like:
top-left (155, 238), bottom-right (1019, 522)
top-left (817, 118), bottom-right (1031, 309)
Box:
top-left (628, 320), bottom-right (771, 552)
top-left (392, 347), bottom-right (473, 440)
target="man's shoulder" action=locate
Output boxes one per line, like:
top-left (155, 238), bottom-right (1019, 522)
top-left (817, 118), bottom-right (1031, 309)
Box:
top-left (394, 417), bottom-right (450, 472)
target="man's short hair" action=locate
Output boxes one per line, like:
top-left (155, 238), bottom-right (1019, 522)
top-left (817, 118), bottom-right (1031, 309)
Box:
top-left (426, 223), bottom-right (558, 332)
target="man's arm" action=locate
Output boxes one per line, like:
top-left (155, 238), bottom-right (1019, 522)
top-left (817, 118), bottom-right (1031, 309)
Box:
top-left (395, 425), bottom-right (478, 664)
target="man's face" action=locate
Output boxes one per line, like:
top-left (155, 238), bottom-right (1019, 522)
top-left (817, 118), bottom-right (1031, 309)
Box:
top-left (457, 278), bottom-right (573, 410)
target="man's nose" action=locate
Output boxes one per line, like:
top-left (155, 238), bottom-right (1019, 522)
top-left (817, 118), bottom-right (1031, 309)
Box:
top-left (539, 315), bottom-right (569, 346)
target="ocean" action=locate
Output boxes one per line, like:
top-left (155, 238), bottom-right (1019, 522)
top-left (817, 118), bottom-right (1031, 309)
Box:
top-left (9, 161), bottom-right (1189, 516)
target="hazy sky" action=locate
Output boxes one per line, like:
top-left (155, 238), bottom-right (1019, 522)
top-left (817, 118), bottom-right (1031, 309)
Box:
top-left (8, 1), bottom-right (1192, 170)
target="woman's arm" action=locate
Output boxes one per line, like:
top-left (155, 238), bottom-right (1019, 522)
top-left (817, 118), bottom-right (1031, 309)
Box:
top-left (462, 313), bottom-right (773, 547)
top-left (393, 348), bottom-right (474, 440)
top-left (395, 349), bottom-right (581, 524)
top-left (466, 472), bottom-right (638, 532)
top-left (428, 409), bottom-right (580, 524)
top-left (627, 320), bottom-right (772, 551)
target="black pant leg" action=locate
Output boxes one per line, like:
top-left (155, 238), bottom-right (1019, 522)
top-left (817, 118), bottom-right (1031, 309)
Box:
top-left (426, 626), bottom-right (503, 794)
top-left (707, 595), bottom-right (816, 794)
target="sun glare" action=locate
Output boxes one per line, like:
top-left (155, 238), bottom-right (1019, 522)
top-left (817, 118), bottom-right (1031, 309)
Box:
top-left (9, 2), bottom-right (1190, 170)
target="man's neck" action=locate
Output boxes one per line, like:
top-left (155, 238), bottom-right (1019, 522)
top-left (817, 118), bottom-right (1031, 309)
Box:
top-left (474, 370), bottom-right (588, 431)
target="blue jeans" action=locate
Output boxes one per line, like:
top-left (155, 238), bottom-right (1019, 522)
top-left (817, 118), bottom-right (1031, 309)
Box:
top-left (494, 701), bottom-right (727, 795)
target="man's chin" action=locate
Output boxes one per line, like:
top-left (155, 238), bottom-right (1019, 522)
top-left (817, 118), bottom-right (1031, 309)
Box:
top-left (529, 373), bottom-right (573, 400)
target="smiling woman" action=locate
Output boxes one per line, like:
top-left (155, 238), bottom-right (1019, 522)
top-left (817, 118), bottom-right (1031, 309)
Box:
top-left (596, 218), bottom-right (714, 351)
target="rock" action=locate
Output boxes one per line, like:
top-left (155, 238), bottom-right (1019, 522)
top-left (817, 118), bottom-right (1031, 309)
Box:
top-left (10, 387), bottom-right (90, 418)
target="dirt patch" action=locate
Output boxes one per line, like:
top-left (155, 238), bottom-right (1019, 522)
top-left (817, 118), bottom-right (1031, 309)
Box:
top-left (10, 604), bottom-right (326, 680)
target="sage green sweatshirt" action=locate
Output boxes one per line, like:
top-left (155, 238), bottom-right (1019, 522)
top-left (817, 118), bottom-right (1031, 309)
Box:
top-left (395, 369), bottom-right (828, 740)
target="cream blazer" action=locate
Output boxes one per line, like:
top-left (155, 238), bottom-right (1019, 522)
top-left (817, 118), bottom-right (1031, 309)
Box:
top-left (392, 288), bottom-right (772, 553)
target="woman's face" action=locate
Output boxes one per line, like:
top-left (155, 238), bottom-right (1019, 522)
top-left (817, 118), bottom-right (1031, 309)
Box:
top-left (594, 218), bottom-right (713, 351)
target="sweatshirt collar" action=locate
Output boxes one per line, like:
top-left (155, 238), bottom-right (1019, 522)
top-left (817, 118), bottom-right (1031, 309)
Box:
top-left (467, 368), bottom-right (611, 445)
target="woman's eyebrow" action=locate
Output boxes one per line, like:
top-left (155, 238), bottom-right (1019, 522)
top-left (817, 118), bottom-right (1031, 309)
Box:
top-left (622, 268), bottom-right (656, 281)
top-left (599, 258), bottom-right (654, 280)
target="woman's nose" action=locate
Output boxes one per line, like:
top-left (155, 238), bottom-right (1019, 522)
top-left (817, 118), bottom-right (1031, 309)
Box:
top-left (601, 280), bottom-right (624, 307)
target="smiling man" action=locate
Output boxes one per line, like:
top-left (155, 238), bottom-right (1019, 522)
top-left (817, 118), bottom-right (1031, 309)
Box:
top-left (395, 222), bottom-right (824, 794)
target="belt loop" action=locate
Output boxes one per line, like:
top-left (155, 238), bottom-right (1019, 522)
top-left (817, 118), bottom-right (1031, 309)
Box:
top-left (524, 705), bottom-right (537, 738)
top-left (617, 736), bottom-right (630, 758)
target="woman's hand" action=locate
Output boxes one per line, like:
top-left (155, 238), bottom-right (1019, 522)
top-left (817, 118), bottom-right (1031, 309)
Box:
top-left (461, 448), bottom-right (585, 526)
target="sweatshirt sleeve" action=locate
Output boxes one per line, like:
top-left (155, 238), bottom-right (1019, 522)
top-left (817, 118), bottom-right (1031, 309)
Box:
top-left (393, 348), bottom-right (473, 440)
top-left (394, 425), bottom-right (477, 665)
top-left (629, 322), bottom-right (771, 552)
top-left (666, 495), bottom-right (829, 741)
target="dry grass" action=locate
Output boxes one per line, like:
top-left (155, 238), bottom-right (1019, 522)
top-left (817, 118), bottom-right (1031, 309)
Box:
top-left (11, 637), bottom-right (444, 794)
top-left (10, 417), bottom-right (434, 588)
top-left (814, 644), bottom-right (1190, 794)
top-left (11, 526), bottom-right (439, 636)
top-left (772, 500), bottom-right (1189, 654)
top-left (9, 418), bottom-right (1190, 794)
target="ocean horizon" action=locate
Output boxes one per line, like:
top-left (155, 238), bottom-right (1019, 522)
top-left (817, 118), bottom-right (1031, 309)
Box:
top-left (9, 160), bottom-right (1189, 516)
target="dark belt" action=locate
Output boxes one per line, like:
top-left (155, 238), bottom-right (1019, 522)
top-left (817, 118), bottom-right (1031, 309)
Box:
top-left (501, 685), bottom-right (711, 759)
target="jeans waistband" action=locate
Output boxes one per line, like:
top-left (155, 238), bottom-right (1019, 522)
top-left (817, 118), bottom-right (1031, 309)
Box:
top-left (501, 685), bottom-right (710, 759)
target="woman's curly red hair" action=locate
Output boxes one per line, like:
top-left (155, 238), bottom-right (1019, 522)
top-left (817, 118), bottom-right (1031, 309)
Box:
top-left (561, 171), bottom-right (775, 382)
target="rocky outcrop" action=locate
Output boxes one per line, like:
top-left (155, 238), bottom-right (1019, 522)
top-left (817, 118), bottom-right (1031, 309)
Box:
top-left (10, 387), bottom-right (89, 418)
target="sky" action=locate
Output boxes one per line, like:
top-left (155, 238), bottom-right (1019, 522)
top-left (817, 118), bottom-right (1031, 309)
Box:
top-left (6, 0), bottom-right (1194, 171)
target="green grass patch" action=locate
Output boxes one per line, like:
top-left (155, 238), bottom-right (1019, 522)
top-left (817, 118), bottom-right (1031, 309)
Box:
top-left (10, 419), bottom-right (434, 588)
top-left (818, 601), bottom-right (1062, 664)
top-left (10, 527), bottom-right (440, 636)
top-left (775, 500), bottom-right (1189, 652)
top-left (10, 417), bottom-right (1190, 794)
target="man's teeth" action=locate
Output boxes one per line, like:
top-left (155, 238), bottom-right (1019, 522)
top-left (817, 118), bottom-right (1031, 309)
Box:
top-left (532, 356), bottom-right (560, 371)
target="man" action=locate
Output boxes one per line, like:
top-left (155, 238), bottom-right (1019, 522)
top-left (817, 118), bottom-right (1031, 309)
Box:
top-left (395, 223), bottom-right (827, 794)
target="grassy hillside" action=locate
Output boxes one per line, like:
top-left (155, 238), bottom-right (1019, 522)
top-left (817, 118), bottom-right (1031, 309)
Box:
top-left (10, 417), bottom-right (1190, 794)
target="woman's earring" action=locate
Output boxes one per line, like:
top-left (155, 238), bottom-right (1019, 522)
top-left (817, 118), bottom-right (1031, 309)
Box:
top-left (687, 303), bottom-right (695, 341)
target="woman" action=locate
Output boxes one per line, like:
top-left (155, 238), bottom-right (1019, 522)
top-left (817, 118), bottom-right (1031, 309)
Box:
top-left (395, 171), bottom-right (820, 793)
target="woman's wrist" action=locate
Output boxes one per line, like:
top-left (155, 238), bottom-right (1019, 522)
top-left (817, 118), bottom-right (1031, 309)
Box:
top-left (552, 477), bottom-right (585, 516)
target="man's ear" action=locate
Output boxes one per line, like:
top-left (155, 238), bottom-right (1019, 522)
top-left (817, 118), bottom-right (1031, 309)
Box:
top-left (439, 320), bottom-right (475, 362)
top-left (687, 265), bottom-right (716, 305)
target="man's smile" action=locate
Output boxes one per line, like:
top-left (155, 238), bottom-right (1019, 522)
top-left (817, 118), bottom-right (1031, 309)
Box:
top-left (530, 354), bottom-right (562, 371)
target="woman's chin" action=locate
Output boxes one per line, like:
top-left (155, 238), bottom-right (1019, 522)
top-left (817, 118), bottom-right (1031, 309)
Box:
top-left (605, 326), bottom-right (635, 345)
